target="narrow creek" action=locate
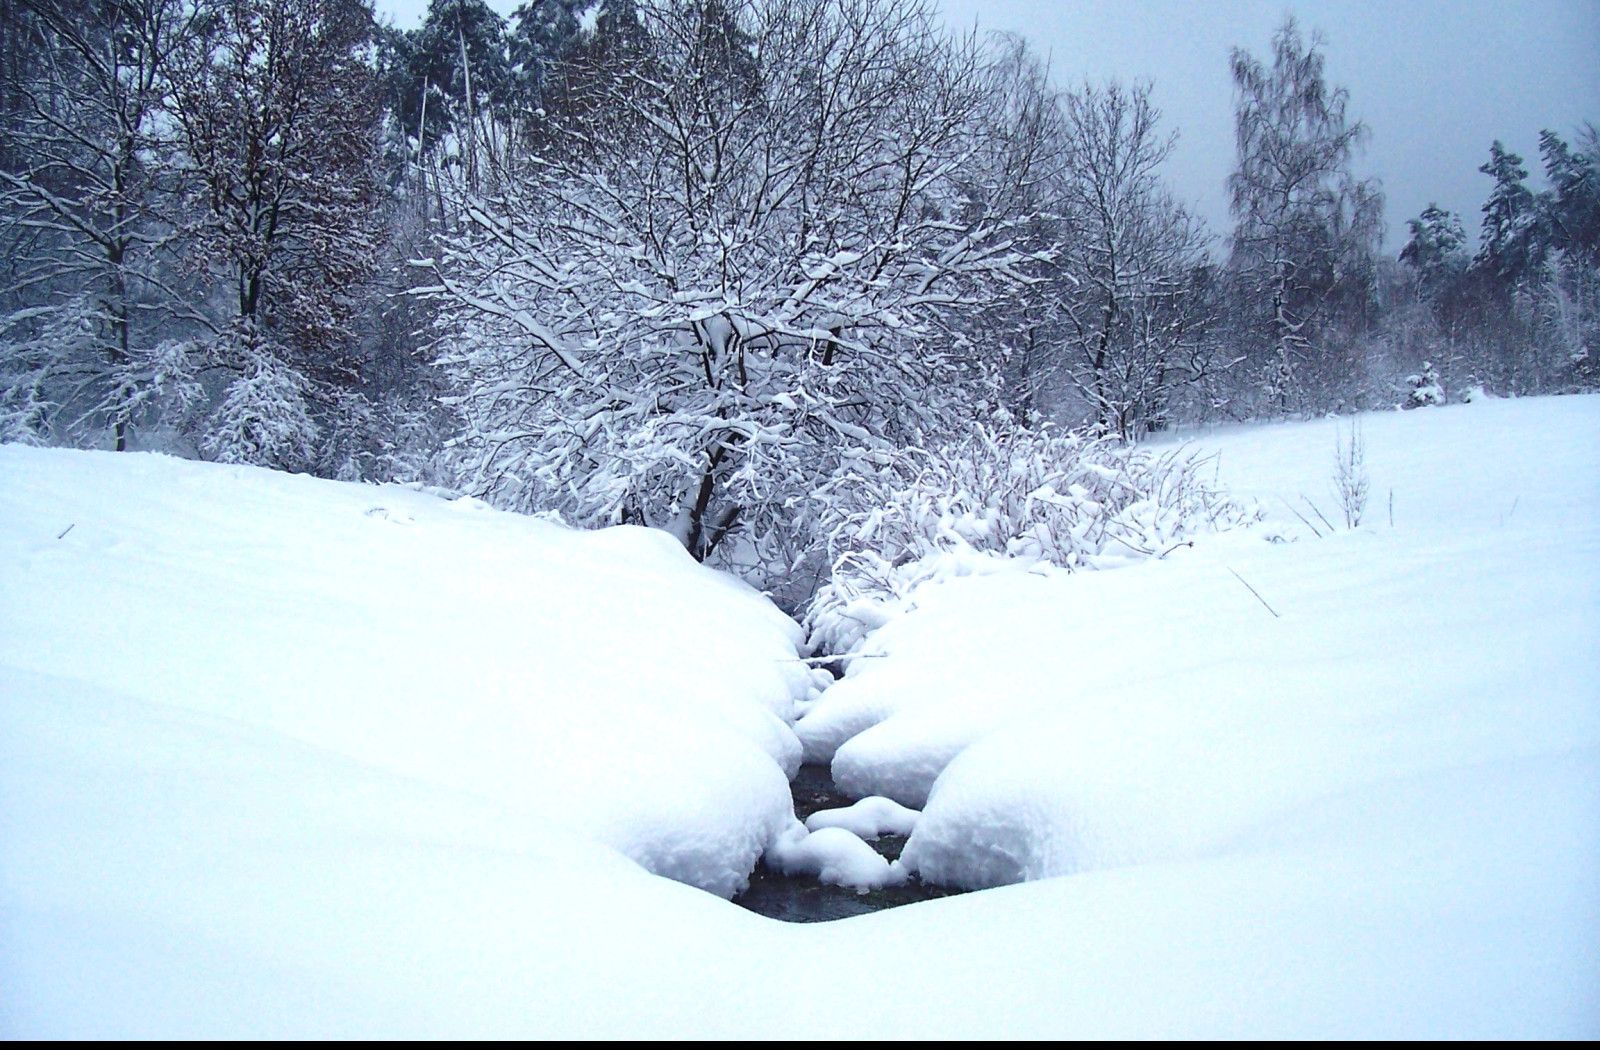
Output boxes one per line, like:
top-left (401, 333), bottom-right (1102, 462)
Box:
top-left (733, 764), bottom-right (964, 922)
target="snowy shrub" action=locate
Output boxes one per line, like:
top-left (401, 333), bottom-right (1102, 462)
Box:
top-left (99, 339), bottom-right (207, 441)
top-left (803, 423), bottom-right (1257, 654)
top-left (0, 375), bottom-right (52, 446)
top-left (317, 391), bottom-right (452, 486)
top-left (202, 347), bottom-right (320, 471)
top-left (0, 302), bottom-right (208, 450)
top-left (0, 301), bottom-right (99, 445)
top-left (1406, 361), bottom-right (1445, 407)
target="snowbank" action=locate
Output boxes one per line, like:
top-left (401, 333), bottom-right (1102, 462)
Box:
top-left (3, 395), bottom-right (1596, 1038)
top-left (802, 397), bottom-right (1599, 901)
top-left (0, 446), bottom-right (814, 897)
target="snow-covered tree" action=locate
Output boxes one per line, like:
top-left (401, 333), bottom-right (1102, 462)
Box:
top-left (948, 34), bottom-right (1067, 422)
top-left (393, 0), bottom-right (511, 187)
top-left (506, 0), bottom-right (643, 116)
top-left (1474, 141), bottom-right (1545, 294)
top-left (1400, 204), bottom-right (1468, 294)
top-left (1226, 17), bottom-right (1383, 413)
top-left (1533, 128), bottom-right (1600, 388)
top-left (1052, 81), bottom-right (1212, 439)
top-left (0, 0), bottom-right (200, 449)
top-left (423, 0), bottom-right (1041, 584)
top-left (1540, 126), bottom-right (1600, 270)
top-left (171, 0), bottom-right (386, 465)
top-left (1405, 360), bottom-right (1444, 407)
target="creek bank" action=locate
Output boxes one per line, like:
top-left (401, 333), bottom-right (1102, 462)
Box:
top-left (734, 765), bottom-right (964, 923)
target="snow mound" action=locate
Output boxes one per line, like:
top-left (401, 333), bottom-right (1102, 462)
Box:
top-left (764, 821), bottom-right (908, 890)
top-left (0, 446), bottom-right (813, 897)
top-left (824, 397), bottom-right (1600, 890)
top-left (805, 796), bottom-right (921, 839)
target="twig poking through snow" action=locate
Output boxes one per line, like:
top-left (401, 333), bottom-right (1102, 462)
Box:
top-left (1278, 492), bottom-right (1323, 538)
top-left (1227, 566), bottom-right (1281, 618)
top-left (1301, 494), bottom-right (1338, 535)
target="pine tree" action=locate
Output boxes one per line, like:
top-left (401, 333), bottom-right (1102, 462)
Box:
top-left (1400, 205), bottom-right (1468, 290)
top-left (1474, 140), bottom-right (1545, 291)
top-left (1540, 127), bottom-right (1600, 270)
top-left (400, 0), bottom-right (510, 162)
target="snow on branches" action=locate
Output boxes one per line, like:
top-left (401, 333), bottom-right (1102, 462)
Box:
top-left (804, 422), bottom-right (1258, 654)
top-left (421, 0), bottom-right (1045, 580)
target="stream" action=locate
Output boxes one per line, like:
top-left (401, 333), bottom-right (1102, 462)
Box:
top-left (733, 764), bottom-right (964, 922)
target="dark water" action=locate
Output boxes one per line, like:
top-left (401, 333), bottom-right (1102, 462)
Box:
top-left (733, 765), bottom-right (963, 923)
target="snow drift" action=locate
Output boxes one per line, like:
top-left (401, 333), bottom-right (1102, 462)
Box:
top-left (0, 446), bottom-right (818, 897)
top-left (2, 395), bottom-right (1597, 1039)
top-left (787, 397), bottom-right (1600, 896)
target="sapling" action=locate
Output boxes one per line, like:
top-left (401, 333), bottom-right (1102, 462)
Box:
top-left (1406, 361), bottom-right (1446, 407)
top-left (1333, 420), bottom-right (1370, 528)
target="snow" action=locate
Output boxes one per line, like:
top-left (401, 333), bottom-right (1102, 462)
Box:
top-left (4, 394), bottom-right (1598, 1038)
top-left (0, 447), bottom-right (812, 899)
top-left (762, 821), bottom-right (908, 890)
top-left (805, 796), bottom-right (921, 838)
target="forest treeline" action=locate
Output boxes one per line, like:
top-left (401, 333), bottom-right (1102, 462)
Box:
top-left (2, 0), bottom-right (1596, 597)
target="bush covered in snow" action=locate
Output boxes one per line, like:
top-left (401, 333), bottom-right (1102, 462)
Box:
top-left (201, 343), bottom-right (322, 472)
top-left (1406, 361), bottom-right (1446, 407)
top-left (803, 423), bottom-right (1257, 654)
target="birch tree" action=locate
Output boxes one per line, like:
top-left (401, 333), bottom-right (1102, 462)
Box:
top-left (1226, 17), bottom-right (1382, 413)
top-left (1054, 81), bottom-right (1210, 438)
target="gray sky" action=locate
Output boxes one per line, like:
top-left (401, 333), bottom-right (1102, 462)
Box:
top-left (376, 0), bottom-right (1600, 251)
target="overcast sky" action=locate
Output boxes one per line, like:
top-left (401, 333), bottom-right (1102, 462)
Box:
top-left (375, 0), bottom-right (1599, 251)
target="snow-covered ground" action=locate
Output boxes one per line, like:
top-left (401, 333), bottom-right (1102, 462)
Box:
top-left (3, 395), bottom-right (1597, 1037)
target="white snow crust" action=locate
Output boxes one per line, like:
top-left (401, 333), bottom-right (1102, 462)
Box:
top-left (763, 821), bottom-right (908, 889)
top-left (3, 394), bottom-right (1597, 1039)
top-left (805, 796), bottom-right (921, 838)
top-left (0, 447), bottom-right (811, 899)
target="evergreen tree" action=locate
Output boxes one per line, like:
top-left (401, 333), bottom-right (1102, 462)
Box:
top-left (1400, 204), bottom-right (1469, 294)
top-left (505, 0), bottom-right (583, 107)
top-left (390, 0), bottom-right (509, 160)
top-left (1474, 140), bottom-right (1545, 290)
top-left (528, 0), bottom-right (648, 136)
top-left (1539, 126), bottom-right (1600, 270)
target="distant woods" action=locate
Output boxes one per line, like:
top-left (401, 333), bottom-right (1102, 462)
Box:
top-left (2, 1), bottom-right (1595, 574)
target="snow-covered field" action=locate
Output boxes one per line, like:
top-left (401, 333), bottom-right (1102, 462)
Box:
top-left (3, 395), bottom-right (1597, 1037)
